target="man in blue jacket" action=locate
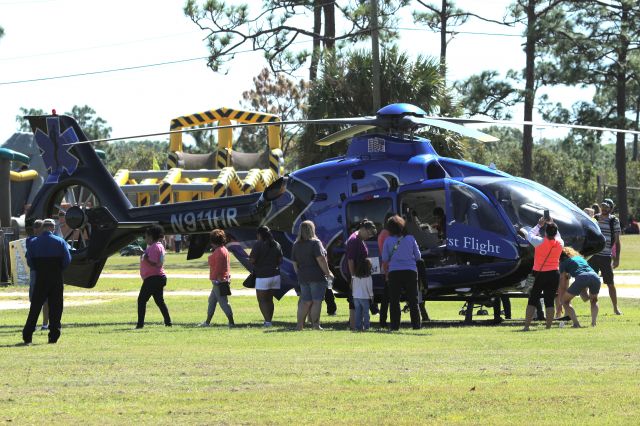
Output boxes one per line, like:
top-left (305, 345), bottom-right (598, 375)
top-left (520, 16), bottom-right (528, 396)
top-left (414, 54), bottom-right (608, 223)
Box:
top-left (23, 218), bottom-right (71, 345)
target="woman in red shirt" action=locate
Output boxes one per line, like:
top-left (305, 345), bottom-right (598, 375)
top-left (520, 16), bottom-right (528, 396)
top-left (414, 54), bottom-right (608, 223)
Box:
top-left (200, 229), bottom-right (235, 327)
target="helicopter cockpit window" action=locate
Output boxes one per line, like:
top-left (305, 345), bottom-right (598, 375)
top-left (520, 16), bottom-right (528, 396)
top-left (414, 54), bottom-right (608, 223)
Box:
top-left (346, 198), bottom-right (393, 239)
top-left (448, 184), bottom-right (510, 236)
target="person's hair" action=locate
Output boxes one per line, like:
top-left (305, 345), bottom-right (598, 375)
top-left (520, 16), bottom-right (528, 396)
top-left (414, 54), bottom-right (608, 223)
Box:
top-left (296, 220), bottom-right (317, 242)
top-left (560, 246), bottom-right (581, 261)
top-left (354, 258), bottom-right (372, 278)
top-left (32, 219), bottom-right (43, 230)
top-left (358, 219), bottom-right (376, 232)
top-left (386, 215), bottom-right (406, 236)
top-left (145, 224), bottom-right (164, 241)
top-left (592, 204), bottom-right (600, 215)
top-left (544, 222), bottom-right (558, 239)
top-left (257, 225), bottom-right (277, 248)
top-left (210, 229), bottom-right (227, 246)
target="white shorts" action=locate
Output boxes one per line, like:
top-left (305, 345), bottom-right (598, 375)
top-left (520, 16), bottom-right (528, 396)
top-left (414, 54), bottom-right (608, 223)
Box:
top-left (255, 275), bottom-right (281, 291)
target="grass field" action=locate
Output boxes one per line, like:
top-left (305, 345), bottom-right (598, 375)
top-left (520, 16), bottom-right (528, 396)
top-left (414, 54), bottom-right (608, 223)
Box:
top-left (1, 295), bottom-right (639, 424)
top-left (619, 234), bottom-right (640, 270)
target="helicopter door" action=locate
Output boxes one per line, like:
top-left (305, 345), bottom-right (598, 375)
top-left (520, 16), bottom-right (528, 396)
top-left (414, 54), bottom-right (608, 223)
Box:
top-left (444, 179), bottom-right (518, 260)
top-left (343, 194), bottom-right (395, 276)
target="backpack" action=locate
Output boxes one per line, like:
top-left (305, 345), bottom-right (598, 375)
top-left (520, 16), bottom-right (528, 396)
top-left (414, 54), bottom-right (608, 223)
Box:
top-left (594, 213), bottom-right (618, 248)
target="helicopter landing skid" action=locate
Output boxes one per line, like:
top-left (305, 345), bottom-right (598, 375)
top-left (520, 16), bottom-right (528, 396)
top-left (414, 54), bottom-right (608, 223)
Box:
top-left (459, 297), bottom-right (503, 325)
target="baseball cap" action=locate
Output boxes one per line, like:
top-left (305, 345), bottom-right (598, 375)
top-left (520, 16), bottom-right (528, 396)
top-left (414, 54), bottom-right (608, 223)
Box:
top-left (601, 198), bottom-right (614, 209)
top-left (43, 218), bottom-right (56, 227)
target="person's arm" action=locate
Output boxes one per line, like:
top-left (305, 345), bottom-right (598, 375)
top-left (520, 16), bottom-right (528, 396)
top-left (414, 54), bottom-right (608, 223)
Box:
top-left (313, 241), bottom-right (333, 278)
top-left (612, 231), bottom-right (621, 268)
top-left (558, 272), bottom-right (570, 303)
top-left (143, 245), bottom-right (163, 267)
top-left (61, 241), bottom-right (72, 270)
top-left (411, 237), bottom-right (421, 261)
top-left (526, 222), bottom-right (544, 247)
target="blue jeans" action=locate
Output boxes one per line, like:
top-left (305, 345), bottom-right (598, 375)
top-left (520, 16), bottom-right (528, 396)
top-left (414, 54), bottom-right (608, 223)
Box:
top-left (354, 298), bottom-right (370, 330)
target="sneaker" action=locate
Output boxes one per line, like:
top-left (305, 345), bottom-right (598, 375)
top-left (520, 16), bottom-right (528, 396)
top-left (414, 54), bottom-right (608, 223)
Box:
top-left (165, 323), bottom-right (172, 327)
top-left (327, 312), bottom-right (337, 316)
top-left (263, 321), bottom-right (272, 327)
top-left (40, 325), bottom-right (49, 331)
top-left (198, 322), bottom-right (210, 327)
top-left (134, 325), bottom-right (143, 329)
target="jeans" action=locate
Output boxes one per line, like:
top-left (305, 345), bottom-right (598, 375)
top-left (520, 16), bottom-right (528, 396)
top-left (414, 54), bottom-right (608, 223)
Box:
top-left (137, 275), bottom-right (172, 327)
top-left (208, 282), bottom-right (234, 321)
top-left (354, 298), bottom-right (370, 330)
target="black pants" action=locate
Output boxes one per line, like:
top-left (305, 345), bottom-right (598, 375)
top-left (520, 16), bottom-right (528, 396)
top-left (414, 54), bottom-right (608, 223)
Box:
top-left (23, 283), bottom-right (63, 344)
top-left (500, 295), bottom-right (511, 319)
top-left (137, 275), bottom-right (172, 327)
top-left (388, 270), bottom-right (420, 330)
top-left (379, 282), bottom-right (389, 325)
top-left (325, 287), bottom-right (337, 315)
top-left (528, 270), bottom-right (559, 309)
top-left (23, 259), bottom-right (64, 344)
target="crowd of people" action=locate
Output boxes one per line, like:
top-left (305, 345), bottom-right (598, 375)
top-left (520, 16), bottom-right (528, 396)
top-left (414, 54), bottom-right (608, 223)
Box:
top-left (21, 197), bottom-right (626, 344)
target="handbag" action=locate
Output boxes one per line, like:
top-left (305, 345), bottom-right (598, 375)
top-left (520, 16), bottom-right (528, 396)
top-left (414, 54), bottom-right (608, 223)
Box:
top-left (243, 273), bottom-right (256, 288)
top-left (218, 281), bottom-right (232, 296)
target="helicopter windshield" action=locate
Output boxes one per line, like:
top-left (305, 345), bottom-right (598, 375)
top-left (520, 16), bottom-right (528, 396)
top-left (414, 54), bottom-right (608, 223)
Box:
top-left (465, 177), bottom-right (589, 248)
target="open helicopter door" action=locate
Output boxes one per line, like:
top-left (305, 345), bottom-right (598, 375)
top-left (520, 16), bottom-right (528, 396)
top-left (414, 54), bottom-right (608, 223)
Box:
top-left (340, 191), bottom-right (395, 282)
top-left (444, 179), bottom-right (519, 260)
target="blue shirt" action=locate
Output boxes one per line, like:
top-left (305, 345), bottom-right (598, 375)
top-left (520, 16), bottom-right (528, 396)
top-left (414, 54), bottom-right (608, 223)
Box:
top-left (382, 235), bottom-right (421, 272)
top-left (559, 256), bottom-right (594, 277)
top-left (26, 231), bottom-right (72, 270)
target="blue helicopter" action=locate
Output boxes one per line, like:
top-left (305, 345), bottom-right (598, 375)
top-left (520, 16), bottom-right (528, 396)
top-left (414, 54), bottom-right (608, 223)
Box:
top-left (24, 103), bottom-right (610, 322)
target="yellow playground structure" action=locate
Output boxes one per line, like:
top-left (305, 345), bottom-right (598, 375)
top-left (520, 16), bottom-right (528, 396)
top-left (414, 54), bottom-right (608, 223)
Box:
top-left (114, 107), bottom-right (285, 206)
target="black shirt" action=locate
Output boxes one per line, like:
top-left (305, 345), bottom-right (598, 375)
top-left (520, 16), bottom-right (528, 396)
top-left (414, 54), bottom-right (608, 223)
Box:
top-left (250, 239), bottom-right (283, 278)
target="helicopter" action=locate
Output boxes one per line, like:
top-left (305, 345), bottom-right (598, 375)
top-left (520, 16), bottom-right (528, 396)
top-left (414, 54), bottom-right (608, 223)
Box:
top-left (24, 103), bottom-right (621, 323)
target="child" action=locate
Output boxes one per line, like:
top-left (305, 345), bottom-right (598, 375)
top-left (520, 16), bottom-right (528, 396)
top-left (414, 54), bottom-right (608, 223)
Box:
top-left (136, 225), bottom-right (172, 329)
top-left (352, 258), bottom-right (373, 331)
top-left (200, 229), bottom-right (235, 327)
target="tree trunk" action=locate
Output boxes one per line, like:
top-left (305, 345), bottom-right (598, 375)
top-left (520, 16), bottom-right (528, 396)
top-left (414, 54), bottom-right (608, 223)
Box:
top-left (371, 0), bottom-right (381, 111)
top-left (522, 0), bottom-right (536, 179)
top-left (440, 0), bottom-right (447, 79)
top-left (309, 0), bottom-right (322, 82)
top-left (633, 95), bottom-right (639, 162)
top-left (614, 4), bottom-right (629, 226)
top-left (322, 0), bottom-right (335, 50)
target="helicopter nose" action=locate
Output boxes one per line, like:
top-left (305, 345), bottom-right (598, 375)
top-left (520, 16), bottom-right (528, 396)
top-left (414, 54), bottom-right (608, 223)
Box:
top-left (581, 225), bottom-right (606, 256)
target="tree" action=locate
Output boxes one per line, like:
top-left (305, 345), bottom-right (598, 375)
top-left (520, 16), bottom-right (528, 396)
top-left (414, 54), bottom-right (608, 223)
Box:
top-left (16, 105), bottom-right (111, 143)
top-left (300, 47), bottom-right (460, 165)
top-left (542, 0), bottom-right (640, 226)
top-left (455, 70), bottom-right (522, 120)
top-left (508, 0), bottom-right (570, 180)
top-left (183, 0), bottom-right (406, 81)
top-left (239, 68), bottom-right (308, 165)
top-left (413, 0), bottom-right (508, 80)
top-left (16, 108), bottom-right (46, 132)
top-left (0, 25), bottom-right (4, 40)
top-left (104, 141), bottom-right (169, 174)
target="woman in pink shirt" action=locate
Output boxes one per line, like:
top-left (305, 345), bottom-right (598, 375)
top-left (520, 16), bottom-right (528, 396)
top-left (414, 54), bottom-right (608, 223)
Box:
top-left (200, 229), bottom-right (235, 327)
top-left (136, 225), bottom-right (172, 329)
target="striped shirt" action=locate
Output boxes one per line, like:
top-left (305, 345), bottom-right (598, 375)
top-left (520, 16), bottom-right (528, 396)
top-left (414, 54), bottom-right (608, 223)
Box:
top-left (596, 214), bottom-right (621, 256)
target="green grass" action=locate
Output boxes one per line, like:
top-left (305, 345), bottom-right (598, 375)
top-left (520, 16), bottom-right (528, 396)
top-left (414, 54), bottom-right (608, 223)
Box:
top-left (1, 296), bottom-right (639, 424)
top-left (619, 234), bottom-right (640, 270)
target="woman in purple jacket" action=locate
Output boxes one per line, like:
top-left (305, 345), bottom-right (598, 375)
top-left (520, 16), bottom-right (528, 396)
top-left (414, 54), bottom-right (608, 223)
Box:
top-left (381, 215), bottom-right (422, 330)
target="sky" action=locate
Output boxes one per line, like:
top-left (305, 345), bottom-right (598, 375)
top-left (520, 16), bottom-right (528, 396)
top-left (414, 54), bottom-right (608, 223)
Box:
top-left (0, 0), bottom-right (585, 144)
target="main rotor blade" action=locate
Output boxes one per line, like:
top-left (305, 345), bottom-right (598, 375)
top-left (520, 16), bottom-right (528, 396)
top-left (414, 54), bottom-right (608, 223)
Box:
top-left (407, 117), bottom-right (500, 143)
top-left (427, 116), bottom-right (640, 137)
top-left (315, 125), bottom-right (376, 146)
top-left (65, 117), bottom-right (379, 146)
